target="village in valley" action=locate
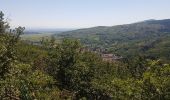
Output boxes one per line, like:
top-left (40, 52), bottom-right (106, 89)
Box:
top-left (81, 47), bottom-right (124, 62)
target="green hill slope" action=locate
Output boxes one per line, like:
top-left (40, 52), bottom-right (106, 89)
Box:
top-left (55, 19), bottom-right (170, 61)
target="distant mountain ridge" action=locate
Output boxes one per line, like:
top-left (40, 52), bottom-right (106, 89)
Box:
top-left (56, 19), bottom-right (170, 41)
top-left (57, 19), bottom-right (170, 35)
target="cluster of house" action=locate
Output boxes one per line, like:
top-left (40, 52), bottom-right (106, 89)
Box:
top-left (101, 54), bottom-right (123, 62)
top-left (80, 47), bottom-right (123, 62)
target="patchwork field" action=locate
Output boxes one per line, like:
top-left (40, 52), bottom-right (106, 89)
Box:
top-left (21, 33), bottom-right (54, 42)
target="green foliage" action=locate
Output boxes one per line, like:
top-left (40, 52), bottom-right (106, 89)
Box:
top-left (1, 11), bottom-right (170, 100)
top-left (47, 39), bottom-right (114, 99)
top-left (0, 61), bottom-right (59, 99)
top-left (0, 11), bottom-right (60, 99)
top-left (142, 60), bottom-right (170, 99)
top-left (91, 59), bottom-right (170, 100)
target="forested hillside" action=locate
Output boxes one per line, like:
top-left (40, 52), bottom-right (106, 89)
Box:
top-left (56, 19), bottom-right (170, 62)
top-left (1, 11), bottom-right (170, 100)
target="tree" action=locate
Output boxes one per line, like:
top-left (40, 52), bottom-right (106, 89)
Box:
top-left (0, 11), bottom-right (60, 99)
top-left (0, 11), bottom-right (10, 34)
top-left (142, 60), bottom-right (170, 99)
top-left (47, 39), bottom-right (115, 99)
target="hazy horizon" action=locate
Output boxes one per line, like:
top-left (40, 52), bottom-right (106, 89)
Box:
top-left (0, 0), bottom-right (170, 29)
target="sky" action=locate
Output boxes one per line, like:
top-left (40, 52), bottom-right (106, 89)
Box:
top-left (0, 0), bottom-right (170, 29)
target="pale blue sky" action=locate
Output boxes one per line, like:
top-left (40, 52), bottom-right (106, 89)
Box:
top-left (0, 0), bottom-right (170, 29)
